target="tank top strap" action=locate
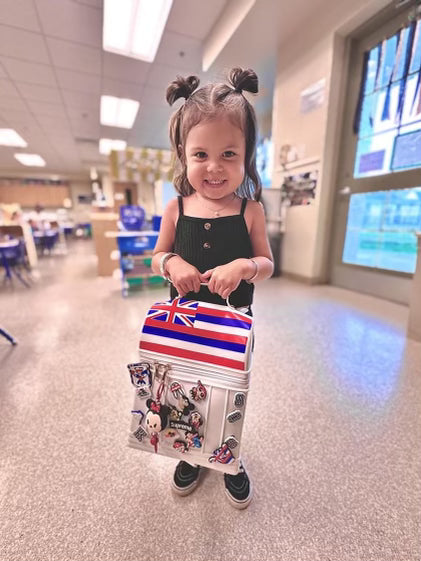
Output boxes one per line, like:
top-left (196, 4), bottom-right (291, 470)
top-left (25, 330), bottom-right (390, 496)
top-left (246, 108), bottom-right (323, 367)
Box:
top-left (240, 198), bottom-right (248, 215)
top-left (177, 196), bottom-right (184, 216)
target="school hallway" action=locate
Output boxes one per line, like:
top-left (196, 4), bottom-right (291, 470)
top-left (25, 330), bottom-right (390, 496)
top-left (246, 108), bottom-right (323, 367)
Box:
top-left (0, 240), bottom-right (420, 561)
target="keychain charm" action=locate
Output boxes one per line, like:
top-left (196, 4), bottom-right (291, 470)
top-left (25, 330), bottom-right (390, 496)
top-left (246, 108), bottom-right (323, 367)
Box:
top-left (173, 440), bottom-right (189, 453)
top-left (131, 409), bottom-right (144, 425)
top-left (190, 380), bottom-right (207, 401)
top-left (185, 431), bottom-right (203, 449)
top-left (189, 411), bottom-right (203, 432)
top-left (128, 362), bottom-right (152, 389)
top-left (144, 372), bottom-right (169, 453)
top-left (208, 435), bottom-right (239, 465)
top-left (170, 381), bottom-right (184, 399)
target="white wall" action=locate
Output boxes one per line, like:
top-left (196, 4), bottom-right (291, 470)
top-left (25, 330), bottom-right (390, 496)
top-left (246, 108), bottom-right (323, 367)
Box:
top-left (272, 0), bottom-right (391, 282)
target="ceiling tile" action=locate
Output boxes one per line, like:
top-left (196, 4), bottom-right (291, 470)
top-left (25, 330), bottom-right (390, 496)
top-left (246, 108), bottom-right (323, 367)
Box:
top-left (61, 89), bottom-right (99, 110)
top-left (0, 57), bottom-right (56, 86)
top-left (73, 0), bottom-right (102, 7)
top-left (139, 85), bottom-right (172, 109)
top-left (0, 151), bottom-right (19, 167)
top-left (0, 24), bottom-right (50, 64)
top-left (0, 110), bottom-right (39, 128)
top-left (35, 0), bottom-right (102, 48)
top-left (0, 96), bottom-right (29, 111)
top-left (69, 115), bottom-right (100, 139)
top-left (76, 141), bottom-right (102, 161)
top-left (46, 37), bottom-right (101, 74)
top-left (0, 0), bottom-right (41, 32)
top-left (15, 82), bottom-right (62, 104)
top-left (67, 106), bottom-right (98, 123)
top-left (102, 52), bottom-right (150, 85)
top-left (26, 99), bottom-right (64, 117)
top-left (101, 77), bottom-right (144, 101)
top-left (56, 68), bottom-right (101, 94)
top-left (36, 114), bottom-right (70, 131)
top-left (0, 78), bottom-right (20, 97)
top-left (155, 31), bottom-right (202, 71)
top-left (99, 125), bottom-right (130, 141)
top-left (146, 63), bottom-right (189, 90)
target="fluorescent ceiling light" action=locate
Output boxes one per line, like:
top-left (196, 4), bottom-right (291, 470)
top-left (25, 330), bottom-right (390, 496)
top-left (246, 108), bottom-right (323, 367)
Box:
top-left (14, 153), bottom-right (46, 167)
top-left (99, 138), bottom-right (127, 155)
top-left (103, 0), bottom-right (173, 63)
top-left (100, 95), bottom-right (139, 129)
top-left (0, 129), bottom-right (28, 147)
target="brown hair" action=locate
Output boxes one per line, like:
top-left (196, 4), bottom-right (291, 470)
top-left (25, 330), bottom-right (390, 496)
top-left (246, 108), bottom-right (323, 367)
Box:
top-left (166, 68), bottom-right (262, 201)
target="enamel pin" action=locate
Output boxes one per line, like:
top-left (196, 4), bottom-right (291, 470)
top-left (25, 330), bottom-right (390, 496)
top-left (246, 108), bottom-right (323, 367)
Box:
top-left (234, 392), bottom-right (246, 408)
top-left (226, 410), bottom-right (242, 423)
top-left (133, 425), bottom-right (147, 443)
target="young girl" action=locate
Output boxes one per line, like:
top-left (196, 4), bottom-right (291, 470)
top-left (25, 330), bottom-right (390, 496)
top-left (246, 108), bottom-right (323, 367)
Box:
top-left (151, 67), bottom-right (274, 509)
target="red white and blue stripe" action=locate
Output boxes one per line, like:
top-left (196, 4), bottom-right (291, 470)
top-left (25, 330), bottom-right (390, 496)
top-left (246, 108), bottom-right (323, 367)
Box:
top-left (139, 298), bottom-right (252, 371)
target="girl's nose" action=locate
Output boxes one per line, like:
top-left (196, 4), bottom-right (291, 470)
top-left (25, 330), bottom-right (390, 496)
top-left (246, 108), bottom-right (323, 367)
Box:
top-left (206, 160), bottom-right (223, 173)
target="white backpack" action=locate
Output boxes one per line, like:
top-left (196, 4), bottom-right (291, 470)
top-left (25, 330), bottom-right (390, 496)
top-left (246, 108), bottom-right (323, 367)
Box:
top-left (127, 296), bottom-right (253, 475)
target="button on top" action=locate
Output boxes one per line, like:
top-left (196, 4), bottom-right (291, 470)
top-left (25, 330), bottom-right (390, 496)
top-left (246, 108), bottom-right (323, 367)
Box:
top-left (203, 242), bottom-right (211, 249)
top-left (204, 222), bottom-right (211, 230)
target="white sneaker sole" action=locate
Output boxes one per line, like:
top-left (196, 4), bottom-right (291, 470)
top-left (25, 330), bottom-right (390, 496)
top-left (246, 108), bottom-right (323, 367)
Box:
top-left (224, 480), bottom-right (253, 509)
top-left (171, 472), bottom-right (201, 496)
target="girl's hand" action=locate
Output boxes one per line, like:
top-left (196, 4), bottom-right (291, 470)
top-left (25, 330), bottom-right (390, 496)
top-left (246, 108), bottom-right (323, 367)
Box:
top-left (166, 256), bottom-right (202, 297)
top-left (201, 259), bottom-right (247, 300)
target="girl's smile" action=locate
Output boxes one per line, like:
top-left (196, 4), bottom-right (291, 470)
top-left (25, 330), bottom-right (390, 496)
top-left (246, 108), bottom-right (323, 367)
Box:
top-left (184, 116), bottom-right (246, 202)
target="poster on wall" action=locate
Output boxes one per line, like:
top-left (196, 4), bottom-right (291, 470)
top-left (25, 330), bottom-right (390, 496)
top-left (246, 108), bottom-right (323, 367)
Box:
top-left (281, 170), bottom-right (318, 206)
top-left (300, 79), bottom-right (326, 114)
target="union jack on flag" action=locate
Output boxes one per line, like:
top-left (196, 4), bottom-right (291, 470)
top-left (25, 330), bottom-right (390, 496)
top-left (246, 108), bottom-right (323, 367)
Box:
top-left (146, 298), bottom-right (198, 327)
top-left (140, 298), bottom-right (253, 372)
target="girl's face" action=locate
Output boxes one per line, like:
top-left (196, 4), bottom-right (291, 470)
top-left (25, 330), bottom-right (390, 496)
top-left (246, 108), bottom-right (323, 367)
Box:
top-left (183, 116), bottom-right (246, 201)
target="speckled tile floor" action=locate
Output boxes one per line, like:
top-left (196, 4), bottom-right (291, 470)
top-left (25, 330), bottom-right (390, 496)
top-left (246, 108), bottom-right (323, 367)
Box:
top-left (0, 241), bottom-right (420, 561)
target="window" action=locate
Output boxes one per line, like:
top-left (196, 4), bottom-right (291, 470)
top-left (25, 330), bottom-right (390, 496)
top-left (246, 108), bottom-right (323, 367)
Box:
top-left (342, 187), bottom-right (421, 273)
top-left (354, 20), bottom-right (421, 178)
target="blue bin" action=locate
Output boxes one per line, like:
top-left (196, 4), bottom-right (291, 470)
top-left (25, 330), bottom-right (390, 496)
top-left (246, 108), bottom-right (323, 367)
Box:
top-left (152, 215), bottom-right (162, 231)
top-left (142, 233), bottom-right (159, 250)
top-left (117, 235), bottom-right (147, 254)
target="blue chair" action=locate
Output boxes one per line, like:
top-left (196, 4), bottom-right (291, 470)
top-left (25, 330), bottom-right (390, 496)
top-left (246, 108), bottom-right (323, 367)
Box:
top-left (120, 205), bottom-right (145, 231)
top-left (0, 238), bottom-right (31, 287)
top-left (0, 326), bottom-right (17, 345)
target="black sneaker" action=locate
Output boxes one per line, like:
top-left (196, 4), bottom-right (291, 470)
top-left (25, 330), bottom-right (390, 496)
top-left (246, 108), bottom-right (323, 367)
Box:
top-left (223, 461), bottom-right (253, 509)
top-left (171, 461), bottom-right (201, 496)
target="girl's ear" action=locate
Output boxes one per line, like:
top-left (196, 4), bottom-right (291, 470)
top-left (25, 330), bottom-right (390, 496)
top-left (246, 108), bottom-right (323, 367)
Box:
top-left (177, 144), bottom-right (185, 161)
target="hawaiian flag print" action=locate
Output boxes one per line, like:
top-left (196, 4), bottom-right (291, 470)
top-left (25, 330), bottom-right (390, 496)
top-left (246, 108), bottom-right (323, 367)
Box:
top-left (140, 298), bottom-right (252, 372)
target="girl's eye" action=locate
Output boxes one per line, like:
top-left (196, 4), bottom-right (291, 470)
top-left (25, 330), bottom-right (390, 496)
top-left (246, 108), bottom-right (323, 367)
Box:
top-left (194, 151), bottom-right (207, 159)
top-left (223, 151), bottom-right (236, 158)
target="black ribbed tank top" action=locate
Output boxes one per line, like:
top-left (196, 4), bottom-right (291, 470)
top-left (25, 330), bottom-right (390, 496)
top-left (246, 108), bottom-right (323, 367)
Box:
top-left (170, 196), bottom-right (254, 308)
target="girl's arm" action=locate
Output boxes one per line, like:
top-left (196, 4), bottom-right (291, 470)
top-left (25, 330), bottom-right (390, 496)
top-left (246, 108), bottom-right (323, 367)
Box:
top-left (201, 201), bottom-right (274, 299)
top-left (152, 198), bottom-right (202, 296)
top-left (244, 200), bottom-right (274, 282)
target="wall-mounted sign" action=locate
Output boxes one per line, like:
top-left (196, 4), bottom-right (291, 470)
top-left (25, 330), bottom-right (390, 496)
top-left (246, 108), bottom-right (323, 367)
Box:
top-left (300, 78), bottom-right (326, 114)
